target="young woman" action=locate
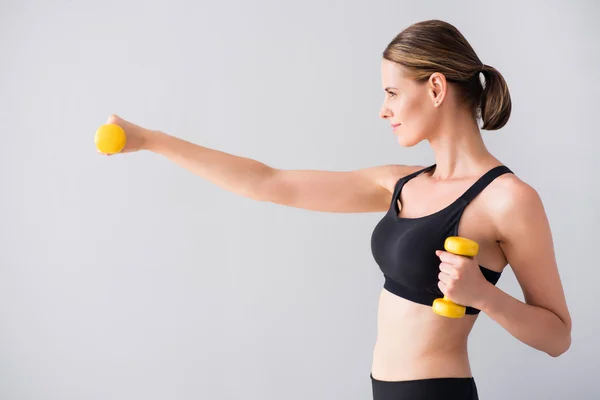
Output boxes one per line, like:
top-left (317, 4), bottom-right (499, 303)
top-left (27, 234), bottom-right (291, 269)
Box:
top-left (100, 19), bottom-right (571, 400)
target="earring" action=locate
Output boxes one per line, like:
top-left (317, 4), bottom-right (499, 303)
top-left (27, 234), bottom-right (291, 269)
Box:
top-left (435, 100), bottom-right (439, 105)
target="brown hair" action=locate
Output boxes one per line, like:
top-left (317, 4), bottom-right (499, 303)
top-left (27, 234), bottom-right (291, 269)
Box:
top-left (383, 19), bottom-right (511, 131)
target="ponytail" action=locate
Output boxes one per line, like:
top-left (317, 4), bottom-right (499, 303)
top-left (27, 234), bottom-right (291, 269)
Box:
top-left (480, 65), bottom-right (512, 130)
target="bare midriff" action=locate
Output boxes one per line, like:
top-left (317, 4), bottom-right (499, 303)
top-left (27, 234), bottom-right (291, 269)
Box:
top-left (371, 287), bottom-right (478, 382)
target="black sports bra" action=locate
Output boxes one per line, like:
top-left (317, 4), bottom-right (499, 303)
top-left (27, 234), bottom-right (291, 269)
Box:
top-left (370, 164), bottom-right (513, 315)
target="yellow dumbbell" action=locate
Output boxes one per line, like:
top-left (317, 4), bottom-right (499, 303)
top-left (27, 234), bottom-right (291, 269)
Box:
top-left (95, 123), bottom-right (126, 154)
top-left (432, 236), bottom-right (479, 318)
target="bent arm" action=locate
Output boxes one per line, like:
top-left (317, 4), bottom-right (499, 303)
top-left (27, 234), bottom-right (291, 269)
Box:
top-left (477, 181), bottom-right (572, 357)
top-left (478, 282), bottom-right (570, 357)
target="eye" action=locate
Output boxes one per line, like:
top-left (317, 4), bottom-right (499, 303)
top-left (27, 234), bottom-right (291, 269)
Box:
top-left (386, 91), bottom-right (397, 98)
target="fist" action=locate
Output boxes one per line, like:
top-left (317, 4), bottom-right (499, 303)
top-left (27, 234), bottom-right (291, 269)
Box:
top-left (435, 249), bottom-right (490, 308)
top-left (99, 115), bottom-right (156, 155)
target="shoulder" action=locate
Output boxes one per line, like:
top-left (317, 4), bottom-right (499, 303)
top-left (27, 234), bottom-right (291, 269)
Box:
top-left (364, 164), bottom-right (429, 194)
top-left (486, 171), bottom-right (542, 213)
top-left (483, 171), bottom-right (547, 242)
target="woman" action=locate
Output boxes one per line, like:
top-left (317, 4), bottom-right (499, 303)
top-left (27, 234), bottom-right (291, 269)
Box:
top-left (100, 19), bottom-right (571, 400)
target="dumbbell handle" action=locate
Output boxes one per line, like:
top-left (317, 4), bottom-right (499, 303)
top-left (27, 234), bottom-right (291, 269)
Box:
top-left (431, 236), bottom-right (479, 318)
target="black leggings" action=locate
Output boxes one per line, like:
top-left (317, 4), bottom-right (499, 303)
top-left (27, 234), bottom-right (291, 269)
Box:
top-left (371, 373), bottom-right (479, 400)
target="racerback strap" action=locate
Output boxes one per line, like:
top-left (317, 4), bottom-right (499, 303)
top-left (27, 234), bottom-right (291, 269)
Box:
top-left (458, 165), bottom-right (513, 204)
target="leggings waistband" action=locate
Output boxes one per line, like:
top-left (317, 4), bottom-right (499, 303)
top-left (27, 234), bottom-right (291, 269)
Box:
top-left (371, 373), bottom-right (479, 400)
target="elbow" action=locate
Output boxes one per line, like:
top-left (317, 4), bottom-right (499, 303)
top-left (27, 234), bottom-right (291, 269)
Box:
top-left (244, 167), bottom-right (281, 202)
top-left (256, 169), bottom-right (289, 204)
top-left (547, 332), bottom-right (572, 358)
top-left (546, 314), bottom-right (573, 358)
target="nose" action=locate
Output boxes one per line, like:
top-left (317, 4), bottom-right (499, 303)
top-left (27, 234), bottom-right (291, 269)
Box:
top-left (379, 105), bottom-right (392, 120)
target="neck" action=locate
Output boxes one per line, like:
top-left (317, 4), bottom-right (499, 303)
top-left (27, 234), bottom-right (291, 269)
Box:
top-left (428, 112), bottom-right (496, 180)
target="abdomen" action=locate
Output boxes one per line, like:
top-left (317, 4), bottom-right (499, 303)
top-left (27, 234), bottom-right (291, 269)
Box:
top-left (371, 288), bottom-right (478, 381)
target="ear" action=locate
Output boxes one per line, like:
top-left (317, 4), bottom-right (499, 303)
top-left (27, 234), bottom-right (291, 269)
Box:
top-left (428, 72), bottom-right (447, 106)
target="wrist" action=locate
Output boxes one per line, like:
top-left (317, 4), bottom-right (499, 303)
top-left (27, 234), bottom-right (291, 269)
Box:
top-left (474, 281), bottom-right (498, 313)
top-left (143, 129), bottom-right (168, 152)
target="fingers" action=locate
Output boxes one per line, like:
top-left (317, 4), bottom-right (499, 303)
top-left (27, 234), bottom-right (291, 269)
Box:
top-left (439, 261), bottom-right (460, 282)
top-left (107, 114), bottom-right (122, 125)
top-left (436, 250), bottom-right (476, 267)
top-left (436, 250), bottom-right (463, 264)
top-left (438, 270), bottom-right (451, 285)
top-left (437, 280), bottom-right (447, 294)
top-left (438, 261), bottom-right (455, 276)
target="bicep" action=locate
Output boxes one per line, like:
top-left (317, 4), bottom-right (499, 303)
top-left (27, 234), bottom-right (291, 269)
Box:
top-left (496, 183), bottom-right (572, 328)
top-left (261, 164), bottom-right (415, 213)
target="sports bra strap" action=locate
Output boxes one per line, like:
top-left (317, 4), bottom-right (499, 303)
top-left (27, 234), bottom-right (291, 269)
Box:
top-left (392, 164), bottom-right (436, 196)
top-left (399, 164), bottom-right (436, 184)
top-left (458, 165), bottom-right (513, 204)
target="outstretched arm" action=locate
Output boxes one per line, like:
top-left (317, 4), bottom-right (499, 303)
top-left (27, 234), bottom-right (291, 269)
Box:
top-left (104, 115), bottom-right (419, 213)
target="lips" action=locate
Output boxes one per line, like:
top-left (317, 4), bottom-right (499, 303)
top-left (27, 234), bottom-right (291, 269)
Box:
top-left (391, 123), bottom-right (401, 129)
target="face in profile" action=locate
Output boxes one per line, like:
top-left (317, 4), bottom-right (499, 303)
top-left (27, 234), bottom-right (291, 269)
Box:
top-left (379, 59), bottom-right (441, 147)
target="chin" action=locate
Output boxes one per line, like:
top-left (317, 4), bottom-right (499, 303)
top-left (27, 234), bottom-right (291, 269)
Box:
top-left (396, 134), bottom-right (421, 147)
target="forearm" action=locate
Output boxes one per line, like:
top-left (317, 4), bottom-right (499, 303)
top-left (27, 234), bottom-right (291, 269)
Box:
top-left (477, 283), bottom-right (571, 357)
top-left (145, 131), bottom-right (276, 200)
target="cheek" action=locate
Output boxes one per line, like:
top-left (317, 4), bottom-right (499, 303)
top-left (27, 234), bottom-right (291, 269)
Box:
top-left (400, 96), bottom-right (431, 137)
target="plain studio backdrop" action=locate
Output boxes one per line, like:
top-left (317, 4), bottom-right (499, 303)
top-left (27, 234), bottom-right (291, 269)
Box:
top-left (1, 0), bottom-right (598, 399)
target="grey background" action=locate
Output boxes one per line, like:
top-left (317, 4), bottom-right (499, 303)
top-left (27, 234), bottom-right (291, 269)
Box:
top-left (1, 0), bottom-right (598, 399)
